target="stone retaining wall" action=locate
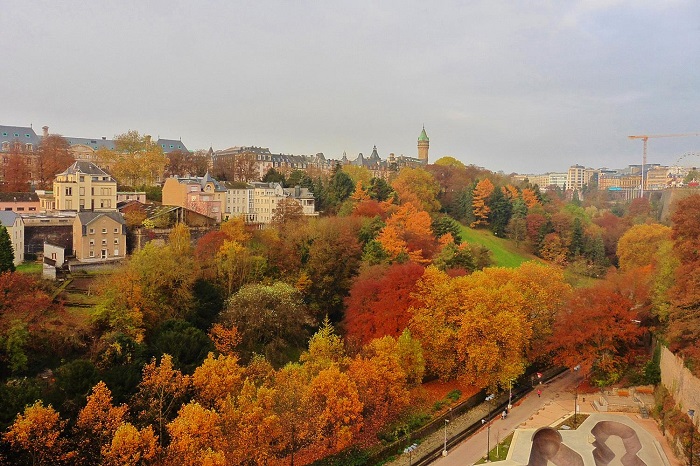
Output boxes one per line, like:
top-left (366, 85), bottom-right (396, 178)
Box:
top-left (660, 345), bottom-right (700, 414)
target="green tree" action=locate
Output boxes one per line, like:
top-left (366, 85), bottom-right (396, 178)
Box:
top-left (487, 188), bottom-right (512, 236)
top-left (222, 282), bottom-right (314, 365)
top-left (325, 168), bottom-right (355, 212)
top-left (367, 177), bottom-right (393, 202)
top-left (149, 320), bottom-right (214, 374)
top-left (0, 226), bottom-right (15, 272)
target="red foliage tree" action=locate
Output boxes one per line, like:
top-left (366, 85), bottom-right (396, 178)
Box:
top-left (548, 280), bottom-right (644, 383)
top-left (343, 262), bottom-right (425, 346)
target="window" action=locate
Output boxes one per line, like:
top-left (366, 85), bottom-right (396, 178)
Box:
top-left (26, 144), bottom-right (32, 151)
top-left (65, 187), bottom-right (72, 196)
top-left (102, 228), bottom-right (107, 234)
top-left (89, 228), bottom-right (95, 234)
top-left (17, 207), bottom-right (24, 211)
top-left (89, 250), bottom-right (95, 258)
top-left (114, 238), bottom-right (119, 244)
top-left (102, 239), bottom-right (107, 245)
top-left (89, 239), bottom-right (95, 246)
top-left (114, 228), bottom-right (118, 233)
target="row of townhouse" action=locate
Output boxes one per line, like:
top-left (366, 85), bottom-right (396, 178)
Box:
top-left (162, 174), bottom-right (317, 224)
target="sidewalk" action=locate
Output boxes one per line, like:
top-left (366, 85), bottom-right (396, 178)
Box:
top-left (385, 372), bottom-right (681, 466)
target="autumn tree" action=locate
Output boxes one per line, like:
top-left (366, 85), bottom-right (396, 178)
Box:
top-left (165, 149), bottom-right (208, 178)
top-left (191, 352), bottom-right (245, 408)
top-left (302, 217), bottom-right (363, 322)
top-left (274, 363), bottom-right (313, 465)
top-left (166, 401), bottom-right (226, 466)
top-left (390, 167), bottom-right (441, 213)
top-left (617, 223), bottom-right (672, 271)
top-left (35, 134), bottom-right (74, 189)
top-left (548, 282), bottom-right (644, 386)
top-left (2, 145), bottom-right (31, 192)
top-left (343, 262), bottom-right (425, 346)
top-left (667, 195), bottom-right (700, 358)
top-left (96, 131), bottom-right (167, 187)
top-left (471, 178), bottom-right (494, 227)
top-left (101, 423), bottom-right (159, 466)
top-left (410, 263), bottom-right (570, 386)
top-left (271, 197), bottom-right (305, 226)
top-left (74, 381), bottom-right (128, 465)
top-left (3, 401), bottom-right (72, 466)
top-left (304, 365), bottom-right (363, 453)
top-left (132, 354), bottom-right (190, 446)
top-left (376, 203), bottom-right (436, 263)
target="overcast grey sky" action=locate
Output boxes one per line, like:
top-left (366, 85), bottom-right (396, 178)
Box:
top-left (2, 0), bottom-right (699, 174)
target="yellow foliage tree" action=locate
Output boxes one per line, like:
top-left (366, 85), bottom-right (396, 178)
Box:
top-left (101, 423), bottom-right (159, 466)
top-left (166, 402), bottom-right (226, 466)
top-left (521, 188), bottom-right (540, 208)
top-left (192, 352), bottom-right (245, 408)
top-left (390, 167), bottom-right (441, 213)
top-left (617, 224), bottom-right (672, 271)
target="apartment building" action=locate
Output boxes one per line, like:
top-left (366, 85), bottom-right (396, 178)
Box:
top-left (53, 161), bottom-right (117, 212)
top-left (0, 211), bottom-right (24, 265)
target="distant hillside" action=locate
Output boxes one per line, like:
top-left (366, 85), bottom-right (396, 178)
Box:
top-left (459, 225), bottom-right (537, 268)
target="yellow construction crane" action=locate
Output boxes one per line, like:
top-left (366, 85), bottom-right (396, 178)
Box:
top-left (628, 133), bottom-right (700, 195)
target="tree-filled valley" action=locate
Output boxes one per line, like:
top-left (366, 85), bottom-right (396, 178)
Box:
top-left (1, 157), bottom-right (699, 465)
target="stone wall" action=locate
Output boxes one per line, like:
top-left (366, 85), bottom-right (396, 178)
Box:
top-left (660, 346), bottom-right (700, 414)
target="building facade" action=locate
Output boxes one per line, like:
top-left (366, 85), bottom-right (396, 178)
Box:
top-left (73, 212), bottom-right (126, 262)
top-left (162, 173), bottom-right (226, 222)
top-left (0, 211), bottom-right (24, 265)
top-left (53, 161), bottom-right (118, 212)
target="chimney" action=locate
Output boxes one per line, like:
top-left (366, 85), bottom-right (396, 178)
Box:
top-left (42, 126), bottom-right (49, 138)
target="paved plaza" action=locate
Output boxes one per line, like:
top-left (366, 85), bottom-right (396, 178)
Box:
top-left (387, 372), bottom-right (682, 466)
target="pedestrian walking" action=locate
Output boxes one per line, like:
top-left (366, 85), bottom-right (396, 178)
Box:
top-left (537, 389), bottom-right (541, 397)
top-left (501, 410), bottom-right (507, 420)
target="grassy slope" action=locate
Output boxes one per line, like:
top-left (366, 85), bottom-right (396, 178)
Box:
top-left (459, 225), bottom-right (537, 268)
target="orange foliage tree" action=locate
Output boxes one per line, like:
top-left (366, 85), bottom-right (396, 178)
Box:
top-left (3, 401), bottom-right (72, 465)
top-left (132, 354), bottom-right (191, 446)
top-left (75, 381), bottom-right (129, 464)
top-left (471, 178), bottom-right (494, 227)
top-left (376, 203), bottom-right (436, 263)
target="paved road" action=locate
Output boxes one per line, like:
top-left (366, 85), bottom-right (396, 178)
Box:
top-left (431, 371), bottom-right (578, 466)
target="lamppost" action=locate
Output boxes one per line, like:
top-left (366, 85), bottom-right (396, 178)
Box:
top-left (483, 393), bottom-right (495, 462)
top-left (442, 419), bottom-right (450, 456)
top-left (690, 409), bottom-right (695, 466)
top-left (482, 419), bottom-right (491, 462)
top-left (573, 365), bottom-right (581, 427)
top-left (404, 443), bottom-right (418, 466)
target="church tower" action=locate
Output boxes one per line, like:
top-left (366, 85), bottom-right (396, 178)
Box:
top-left (417, 126), bottom-right (429, 163)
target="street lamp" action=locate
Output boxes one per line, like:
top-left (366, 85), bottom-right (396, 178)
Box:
top-left (690, 410), bottom-right (695, 466)
top-left (442, 419), bottom-right (450, 456)
top-left (482, 419), bottom-right (491, 462)
top-left (573, 365), bottom-right (581, 427)
top-left (404, 443), bottom-right (418, 466)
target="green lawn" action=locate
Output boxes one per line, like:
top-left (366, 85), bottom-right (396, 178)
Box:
top-left (15, 261), bottom-right (42, 274)
top-left (475, 432), bottom-right (514, 463)
top-left (459, 225), bottom-right (536, 268)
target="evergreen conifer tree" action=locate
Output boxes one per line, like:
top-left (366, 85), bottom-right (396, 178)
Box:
top-left (0, 225), bottom-right (15, 272)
